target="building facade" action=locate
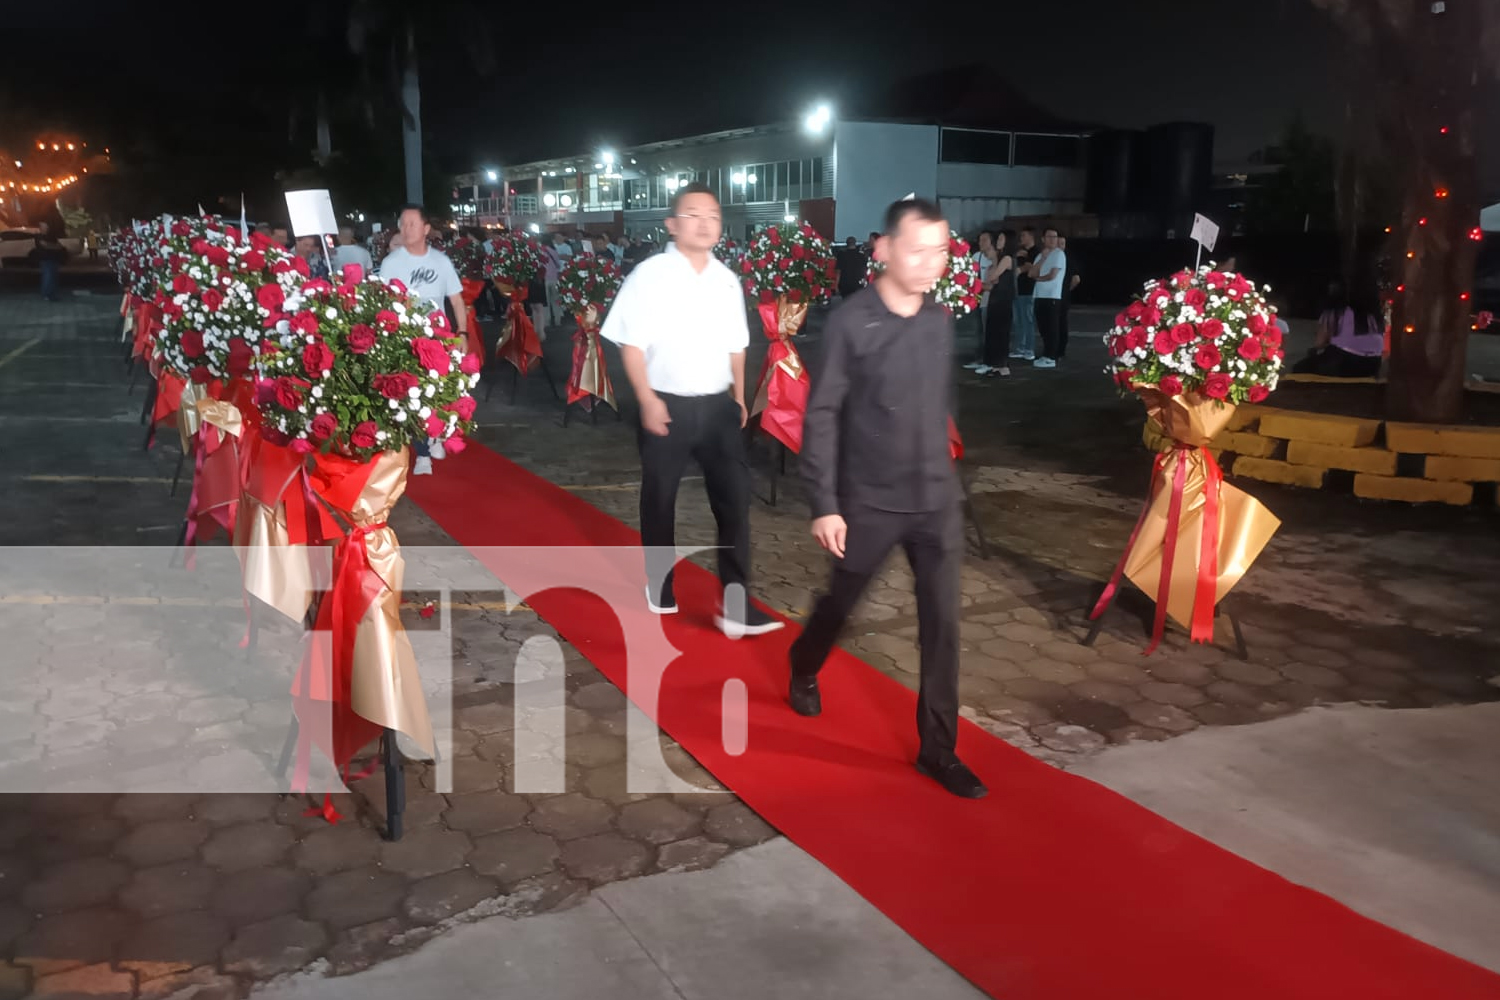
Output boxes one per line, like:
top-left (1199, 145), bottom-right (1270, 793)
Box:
top-left (485, 116), bottom-right (1088, 243)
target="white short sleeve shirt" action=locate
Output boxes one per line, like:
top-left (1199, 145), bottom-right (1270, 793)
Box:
top-left (377, 246), bottom-right (463, 312)
top-left (600, 242), bottom-right (750, 396)
top-left (1032, 248), bottom-right (1067, 300)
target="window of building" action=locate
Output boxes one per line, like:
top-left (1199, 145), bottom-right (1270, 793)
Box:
top-left (939, 128), bottom-right (1013, 165)
top-left (811, 157), bottom-right (824, 198)
top-left (1013, 133), bottom-right (1082, 169)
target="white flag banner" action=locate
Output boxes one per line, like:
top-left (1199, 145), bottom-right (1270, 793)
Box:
top-left (1190, 213), bottom-right (1220, 253)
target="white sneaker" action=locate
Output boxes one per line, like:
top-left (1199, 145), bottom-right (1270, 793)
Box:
top-left (974, 365), bottom-right (992, 375)
top-left (1020, 352), bottom-right (1035, 361)
top-left (985, 366), bottom-right (1011, 377)
top-left (1008, 351), bottom-right (1026, 360)
top-left (963, 361), bottom-right (984, 370)
top-left (413, 456), bottom-right (434, 475)
top-left (428, 437), bottom-right (446, 460)
top-left (1034, 357), bottom-right (1056, 369)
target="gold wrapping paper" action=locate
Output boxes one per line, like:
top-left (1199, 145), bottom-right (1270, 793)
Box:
top-left (750, 296), bottom-right (809, 417)
top-left (1121, 391), bottom-right (1280, 630)
top-left (333, 449), bottom-right (435, 758)
top-left (234, 434), bottom-right (322, 623)
top-left (175, 380), bottom-right (212, 453)
top-left (569, 305), bottom-right (616, 409)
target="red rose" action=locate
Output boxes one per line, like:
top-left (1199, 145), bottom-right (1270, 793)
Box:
top-left (302, 278), bottom-right (333, 296)
top-left (787, 289), bottom-right (803, 303)
top-left (260, 426), bottom-right (290, 446)
top-left (302, 342), bottom-right (335, 377)
top-left (1171, 270), bottom-right (1193, 288)
top-left (292, 256), bottom-right (311, 277)
top-left (1262, 322), bottom-right (1283, 347)
top-left (1248, 385), bottom-right (1270, 403)
top-left (778, 259), bottom-right (791, 271)
top-left (1142, 306), bottom-right (1163, 327)
top-left (1159, 375), bottom-right (1184, 397)
top-left (189, 365), bottom-right (213, 384)
top-left (386, 279), bottom-right (408, 296)
top-left (341, 263), bottom-right (365, 285)
top-left (447, 395), bottom-right (477, 421)
top-left (1127, 328), bottom-right (1150, 352)
top-left (740, 260), bottom-right (752, 274)
top-left (290, 312), bottom-right (320, 337)
top-left (425, 414), bottom-right (447, 437)
top-left (1114, 312), bottom-right (1130, 329)
top-left (1153, 331), bottom-right (1176, 355)
top-left (1206, 271), bottom-right (1228, 289)
top-left (227, 339), bottom-right (254, 378)
top-left (1247, 314), bottom-right (1268, 336)
top-left (412, 337), bottom-right (451, 375)
top-left (309, 412), bottom-right (338, 441)
top-left (271, 259), bottom-right (295, 276)
top-left (1193, 343), bottom-right (1222, 370)
top-left (250, 232), bottom-right (279, 252)
top-left (1238, 337), bottom-right (1264, 361)
top-left (1183, 288), bottom-right (1208, 309)
top-left (205, 246), bottom-right (231, 268)
top-left (758, 289), bottom-right (776, 304)
top-left (172, 274), bottom-right (198, 295)
top-left (1109, 336), bottom-right (1129, 358)
top-left (1203, 372), bottom-right (1233, 399)
top-left (767, 228), bottom-right (781, 245)
top-left (348, 324), bottom-right (377, 354)
top-left (459, 352), bottom-right (482, 375)
top-left (274, 376), bottom-right (309, 409)
top-left (1149, 291), bottom-right (1170, 310)
top-left (201, 288), bottom-right (224, 313)
top-left (1170, 322), bottom-right (1196, 346)
top-left (376, 310), bottom-right (401, 333)
top-left (171, 220), bottom-right (190, 236)
top-left (243, 250), bottom-right (266, 271)
top-left (1198, 318), bottom-right (1225, 340)
top-left (191, 239), bottom-right (210, 256)
top-left (443, 435), bottom-right (468, 456)
top-left (350, 421), bottom-right (379, 450)
top-left (374, 372), bottom-right (419, 399)
top-left (290, 438), bottom-right (315, 454)
top-left (180, 330), bottom-right (205, 357)
top-left (257, 284), bottom-right (284, 311)
top-left (1126, 301), bottom-right (1145, 320)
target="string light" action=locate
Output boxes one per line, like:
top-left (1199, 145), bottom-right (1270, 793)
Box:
top-left (1460, 292), bottom-right (1470, 301)
top-left (1404, 325), bottom-right (1415, 333)
top-left (1384, 226), bottom-right (1392, 233)
top-left (1419, 217), bottom-right (1428, 226)
top-left (1396, 284), bottom-right (1406, 292)
top-left (1435, 187), bottom-right (1450, 199)
top-left (1406, 251), bottom-right (1416, 258)
top-left (1470, 227), bottom-right (1484, 241)
top-left (1440, 126), bottom-right (1450, 134)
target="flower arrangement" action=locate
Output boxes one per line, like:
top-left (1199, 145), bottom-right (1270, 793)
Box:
top-left (1104, 266), bottom-right (1285, 405)
top-left (556, 252), bottom-right (623, 315)
top-left (253, 268), bottom-right (481, 460)
top-left (712, 236), bottom-right (742, 269)
top-left (153, 223), bottom-right (302, 385)
top-left (483, 231), bottom-right (544, 287)
top-left (739, 223), bottom-right (837, 304)
top-left (448, 236), bottom-right (490, 282)
top-left (107, 225), bottom-right (161, 299)
top-left (867, 231), bottom-right (981, 316)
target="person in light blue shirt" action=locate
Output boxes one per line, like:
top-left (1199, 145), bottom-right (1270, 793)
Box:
top-left (1029, 227), bottom-right (1067, 369)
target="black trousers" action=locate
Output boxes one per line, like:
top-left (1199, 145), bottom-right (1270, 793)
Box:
top-left (983, 297), bottom-right (1013, 367)
top-left (1058, 296), bottom-right (1071, 358)
top-left (1034, 297), bottom-right (1062, 360)
top-left (790, 502), bottom-right (963, 761)
top-left (638, 392), bottom-right (750, 599)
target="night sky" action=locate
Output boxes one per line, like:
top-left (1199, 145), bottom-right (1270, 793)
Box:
top-left (10, 0), bottom-right (1489, 208)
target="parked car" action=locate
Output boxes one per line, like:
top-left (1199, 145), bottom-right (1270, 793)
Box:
top-left (0, 229), bottom-right (81, 266)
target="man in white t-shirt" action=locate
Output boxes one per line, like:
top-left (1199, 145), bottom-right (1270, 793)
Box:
top-left (1028, 227), bottom-right (1067, 369)
top-left (601, 182), bottom-right (783, 638)
top-left (378, 204), bottom-right (468, 474)
top-left (333, 227), bottom-right (373, 274)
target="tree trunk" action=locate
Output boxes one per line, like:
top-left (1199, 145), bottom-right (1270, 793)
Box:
top-left (400, 19), bottom-right (423, 206)
top-left (1385, 0), bottom-right (1482, 424)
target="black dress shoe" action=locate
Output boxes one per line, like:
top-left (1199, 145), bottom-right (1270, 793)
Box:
top-left (916, 755), bottom-right (988, 799)
top-left (789, 675), bottom-right (821, 717)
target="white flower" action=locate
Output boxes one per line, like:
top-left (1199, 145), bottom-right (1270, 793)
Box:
top-left (395, 410), bottom-right (408, 423)
top-left (311, 386), bottom-right (323, 399)
top-left (276, 320), bottom-right (290, 334)
top-left (388, 398), bottom-right (400, 410)
top-left (419, 406), bottom-right (432, 419)
top-left (408, 398), bottom-right (422, 412)
top-left (376, 430), bottom-right (388, 441)
top-left (469, 374), bottom-right (481, 388)
top-left (424, 384), bottom-right (436, 398)
top-left (407, 386), bottom-right (421, 399)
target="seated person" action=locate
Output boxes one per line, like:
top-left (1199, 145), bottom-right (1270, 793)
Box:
top-left (1293, 278), bottom-right (1384, 378)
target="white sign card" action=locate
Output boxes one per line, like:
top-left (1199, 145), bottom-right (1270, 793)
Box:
top-left (285, 189), bottom-right (338, 238)
top-left (1190, 213), bottom-right (1219, 252)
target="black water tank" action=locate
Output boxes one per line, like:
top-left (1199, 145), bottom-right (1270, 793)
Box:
top-left (1144, 122), bottom-right (1214, 213)
top-left (1085, 130), bottom-right (1143, 214)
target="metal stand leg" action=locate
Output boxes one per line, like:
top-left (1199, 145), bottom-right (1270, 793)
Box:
top-left (275, 714), bottom-right (300, 784)
top-left (381, 729), bottom-right (405, 842)
top-left (1217, 603), bottom-right (1250, 661)
top-left (139, 378), bottom-right (157, 426)
top-left (170, 449), bottom-right (187, 497)
top-left (539, 356), bottom-right (561, 401)
top-left (510, 364), bottom-right (521, 405)
top-left (958, 462), bottom-right (990, 559)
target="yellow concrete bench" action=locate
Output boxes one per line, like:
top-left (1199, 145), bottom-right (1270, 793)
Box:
top-left (1257, 411), bottom-right (1382, 448)
top-left (1385, 422), bottom-right (1500, 459)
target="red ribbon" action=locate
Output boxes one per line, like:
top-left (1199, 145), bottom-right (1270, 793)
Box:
top-left (131, 299), bottom-right (159, 360)
top-left (751, 300), bottom-right (810, 454)
top-left (182, 421), bottom-right (240, 562)
top-left (566, 318), bottom-right (614, 408)
top-left (496, 297), bottom-right (542, 375)
top-left (459, 278), bottom-right (486, 360)
top-left (1090, 444), bottom-right (1224, 654)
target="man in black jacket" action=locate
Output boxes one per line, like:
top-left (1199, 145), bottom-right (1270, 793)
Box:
top-left (788, 197), bottom-right (986, 799)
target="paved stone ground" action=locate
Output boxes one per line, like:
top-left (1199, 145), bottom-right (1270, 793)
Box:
top-left (0, 272), bottom-right (1496, 998)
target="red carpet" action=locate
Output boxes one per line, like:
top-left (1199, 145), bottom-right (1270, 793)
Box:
top-left (407, 443), bottom-right (1500, 1000)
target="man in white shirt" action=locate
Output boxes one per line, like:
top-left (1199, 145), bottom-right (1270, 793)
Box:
top-left (962, 230), bottom-right (994, 372)
top-left (1029, 227), bottom-right (1067, 369)
top-left (333, 227), bottom-right (373, 274)
top-left (601, 183), bottom-right (783, 638)
top-left (378, 204), bottom-right (468, 474)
